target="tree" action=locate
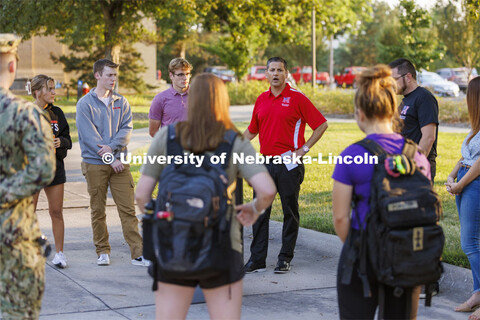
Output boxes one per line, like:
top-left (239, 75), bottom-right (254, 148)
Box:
top-left (377, 0), bottom-right (443, 70)
top-left (0, 0), bottom-right (163, 92)
top-left (335, 2), bottom-right (397, 69)
top-left (197, 0), bottom-right (302, 80)
top-left (434, 0), bottom-right (480, 77)
top-left (262, 0), bottom-right (369, 79)
top-left (313, 0), bottom-right (371, 82)
top-left (467, 0), bottom-right (480, 18)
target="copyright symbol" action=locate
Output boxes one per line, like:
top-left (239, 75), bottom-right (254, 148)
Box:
top-left (102, 153), bottom-right (115, 164)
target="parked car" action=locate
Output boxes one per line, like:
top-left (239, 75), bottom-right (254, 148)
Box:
top-left (334, 66), bottom-right (366, 87)
top-left (247, 66), bottom-right (267, 81)
top-left (458, 67), bottom-right (478, 81)
top-left (203, 66), bottom-right (236, 83)
top-left (436, 68), bottom-right (468, 91)
top-left (291, 66), bottom-right (330, 85)
top-left (417, 70), bottom-right (460, 97)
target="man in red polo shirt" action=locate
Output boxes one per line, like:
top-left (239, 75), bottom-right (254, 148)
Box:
top-left (244, 57), bottom-right (328, 273)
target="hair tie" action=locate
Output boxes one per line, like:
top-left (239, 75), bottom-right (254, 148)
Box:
top-left (25, 81), bottom-right (31, 95)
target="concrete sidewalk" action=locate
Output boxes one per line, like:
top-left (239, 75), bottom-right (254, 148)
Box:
top-left (34, 204), bottom-right (473, 320)
top-left (30, 108), bottom-right (475, 319)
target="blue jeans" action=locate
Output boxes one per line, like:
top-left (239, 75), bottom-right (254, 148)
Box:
top-left (456, 166), bottom-right (480, 293)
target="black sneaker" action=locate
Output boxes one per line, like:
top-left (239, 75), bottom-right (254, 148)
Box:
top-left (274, 260), bottom-right (291, 274)
top-left (419, 282), bottom-right (439, 299)
top-left (244, 261), bottom-right (266, 273)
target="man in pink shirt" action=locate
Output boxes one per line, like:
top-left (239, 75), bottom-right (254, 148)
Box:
top-left (148, 58), bottom-right (193, 137)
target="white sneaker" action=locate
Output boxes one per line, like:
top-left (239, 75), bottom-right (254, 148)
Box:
top-left (52, 251), bottom-right (67, 268)
top-left (97, 253), bottom-right (110, 266)
top-left (131, 256), bottom-right (151, 267)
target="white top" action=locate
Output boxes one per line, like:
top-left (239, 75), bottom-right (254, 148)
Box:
top-left (99, 96), bottom-right (110, 107)
top-left (461, 130), bottom-right (480, 166)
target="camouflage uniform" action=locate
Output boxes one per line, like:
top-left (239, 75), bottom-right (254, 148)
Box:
top-left (0, 85), bottom-right (55, 319)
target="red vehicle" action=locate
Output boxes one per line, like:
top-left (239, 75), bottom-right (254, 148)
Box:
top-left (334, 66), bottom-right (366, 87)
top-left (247, 66), bottom-right (267, 81)
top-left (291, 66), bottom-right (330, 85)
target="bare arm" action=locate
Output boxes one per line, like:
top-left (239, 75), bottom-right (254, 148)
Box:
top-left (294, 121), bottom-right (328, 157)
top-left (235, 172), bottom-right (276, 227)
top-left (418, 123), bottom-right (436, 155)
top-left (447, 157), bottom-right (463, 184)
top-left (149, 119), bottom-right (161, 137)
top-left (446, 157), bottom-right (480, 195)
top-left (332, 180), bottom-right (353, 243)
top-left (135, 174), bottom-right (157, 213)
top-left (243, 128), bottom-right (257, 141)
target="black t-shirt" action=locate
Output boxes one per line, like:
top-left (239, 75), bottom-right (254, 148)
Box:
top-left (399, 86), bottom-right (438, 158)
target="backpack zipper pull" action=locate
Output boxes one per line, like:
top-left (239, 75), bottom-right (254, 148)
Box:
top-left (156, 202), bottom-right (173, 221)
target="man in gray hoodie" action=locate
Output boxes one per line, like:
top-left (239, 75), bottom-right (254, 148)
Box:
top-left (77, 58), bottom-right (148, 267)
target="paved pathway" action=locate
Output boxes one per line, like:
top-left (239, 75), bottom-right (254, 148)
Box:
top-left (30, 105), bottom-right (474, 319)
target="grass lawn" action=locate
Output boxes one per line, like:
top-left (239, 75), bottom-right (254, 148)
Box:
top-left (124, 121), bottom-right (469, 269)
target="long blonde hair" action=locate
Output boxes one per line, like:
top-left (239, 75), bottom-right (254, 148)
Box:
top-left (355, 64), bottom-right (401, 131)
top-left (467, 77), bottom-right (480, 144)
top-left (176, 73), bottom-right (240, 153)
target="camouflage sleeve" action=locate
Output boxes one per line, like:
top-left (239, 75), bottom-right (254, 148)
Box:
top-left (0, 106), bottom-right (55, 203)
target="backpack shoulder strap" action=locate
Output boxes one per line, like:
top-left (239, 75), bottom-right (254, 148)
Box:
top-left (402, 138), bottom-right (417, 159)
top-left (214, 130), bottom-right (238, 170)
top-left (354, 138), bottom-right (387, 157)
top-left (166, 124), bottom-right (183, 156)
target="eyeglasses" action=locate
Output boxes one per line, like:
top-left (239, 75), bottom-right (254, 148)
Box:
top-left (393, 73), bottom-right (408, 80)
top-left (174, 73), bottom-right (191, 78)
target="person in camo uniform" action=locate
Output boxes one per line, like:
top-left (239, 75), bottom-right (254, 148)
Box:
top-left (0, 33), bottom-right (55, 319)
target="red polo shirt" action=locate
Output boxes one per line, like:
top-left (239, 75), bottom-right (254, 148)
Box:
top-left (248, 84), bottom-right (326, 156)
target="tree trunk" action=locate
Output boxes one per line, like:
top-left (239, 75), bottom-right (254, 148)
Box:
top-left (311, 6), bottom-right (316, 90)
top-left (180, 42), bottom-right (186, 59)
top-left (105, 44), bottom-right (121, 64)
top-left (329, 34), bottom-right (335, 89)
top-left (100, 0), bottom-right (123, 90)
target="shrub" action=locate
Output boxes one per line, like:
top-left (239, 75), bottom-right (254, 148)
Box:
top-left (227, 81), bottom-right (269, 105)
top-left (229, 83), bottom-right (469, 125)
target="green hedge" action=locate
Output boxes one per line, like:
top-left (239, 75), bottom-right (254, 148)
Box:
top-left (227, 81), bottom-right (269, 105)
top-left (228, 83), bottom-right (469, 124)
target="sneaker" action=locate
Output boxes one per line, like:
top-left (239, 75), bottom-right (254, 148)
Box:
top-left (274, 260), bottom-right (291, 274)
top-left (52, 251), bottom-right (67, 268)
top-left (419, 282), bottom-right (439, 299)
top-left (132, 256), bottom-right (151, 267)
top-left (97, 253), bottom-right (110, 266)
top-left (244, 260), bottom-right (266, 273)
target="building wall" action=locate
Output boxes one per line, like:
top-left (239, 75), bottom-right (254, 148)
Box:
top-left (15, 29), bottom-right (157, 94)
top-left (15, 35), bottom-right (69, 89)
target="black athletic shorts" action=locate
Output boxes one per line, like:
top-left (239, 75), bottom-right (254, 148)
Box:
top-left (152, 250), bottom-right (244, 289)
top-left (48, 158), bottom-right (66, 187)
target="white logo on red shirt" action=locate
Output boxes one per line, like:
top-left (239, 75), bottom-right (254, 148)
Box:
top-left (282, 96), bottom-right (291, 107)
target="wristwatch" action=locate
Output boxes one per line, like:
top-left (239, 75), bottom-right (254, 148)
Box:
top-left (302, 145), bottom-right (310, 153)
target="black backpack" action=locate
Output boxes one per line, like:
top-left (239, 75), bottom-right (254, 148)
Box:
top-left (142, 124), bottom-right (237, 280)
top-left (341, 138), bottom-right (444, 316)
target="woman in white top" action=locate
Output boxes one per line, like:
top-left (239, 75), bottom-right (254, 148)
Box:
top-left (446, 76), bottom-right (480, 320)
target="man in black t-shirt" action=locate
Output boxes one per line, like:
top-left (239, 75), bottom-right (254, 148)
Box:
top-left (389, 58), bottom-right (439, 182)
top-left (389, 58), bottom-right (439, 299)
